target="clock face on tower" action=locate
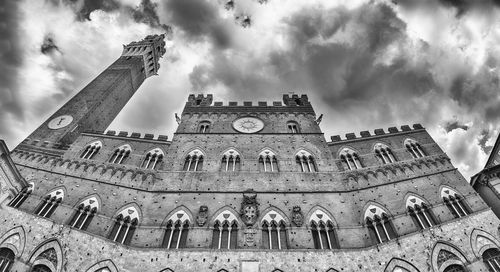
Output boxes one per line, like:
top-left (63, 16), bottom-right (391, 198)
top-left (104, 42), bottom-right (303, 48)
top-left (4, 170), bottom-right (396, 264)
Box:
top-left (232, 117), bottom-right (265, 133)
top-left (47, 115), bottom-right (74, 130)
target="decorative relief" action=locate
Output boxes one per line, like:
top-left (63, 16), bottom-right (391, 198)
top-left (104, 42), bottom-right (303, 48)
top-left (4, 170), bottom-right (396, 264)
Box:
top-left (291, 206), bottom-right (304, 227)
top-left (196, 205), bottom-right (208, 227)
top-left (243, 227), bottom-right (257, 247)
top-left (240, 194), bottom-right (259, 226)
top-left (36, 248), bottom-right (58, 267)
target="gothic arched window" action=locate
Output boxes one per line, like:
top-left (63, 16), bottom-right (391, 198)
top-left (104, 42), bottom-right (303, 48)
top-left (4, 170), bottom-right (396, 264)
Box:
top-left (364, 205), bottom-right (397, 244)
top-left (261, 211), bottom-right (287, 249)
top-left (374, 143), bottom-right (396, 164)
top-left (31, 264), bottom-right (52, 272)
top-left (259, 150), bottom-right (278, 172)
top-left (443, 264), bottom-right (466, 272)
top-left (198, 121), bottom-right (211, 133)
top-left (141, 148), bottom-right (164, 170)
top-left (69, 197), bottom-right (98, 231)
top-left (109, 207), bottom-right (139, 245)
top-left (183, 149), bottom-right (204, 171)
top-left (295, 150), bottom-right (317, 172)
top-left (108, 144), bottom-right (131, 164)
top-left (441, 188), bottom-right (470, 218)
top-left (162, 211), bottom-right (190, 249)
top-left (0, 248), bottom-right (15, 272)
top-left (211, 210), bottom-right (238, 249)
top-left (221, 149), bottom-right (241, 172)
top-left (404, 139), bottom-right (426, 158)
top-left (309, 210), bottom-right (338, 249)
top-left (80, 141), bottom-right (102, 159)
top-left (406, 196), bottom-right (437, 230)
top-left (35, 189), bottom-right (64, 218)
top-left (339, 148), bottom-right (362, 170)
top-left (483, 248), bottom-right (500, 271)
top-left (8, 183), bottom-right (34, 208)
top-left (287, 121), bottom-right (300, 133)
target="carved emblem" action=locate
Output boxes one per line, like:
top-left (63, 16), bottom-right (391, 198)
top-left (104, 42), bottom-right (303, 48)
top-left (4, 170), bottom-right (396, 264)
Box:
top-left (244, 227), bottom-right (257, 247)
top-left (240, 194), bottom-right (259, 226)
top-left (291, 206), bottom-right (304, 227)
top-left (196, 205), bottom-right (209, 227)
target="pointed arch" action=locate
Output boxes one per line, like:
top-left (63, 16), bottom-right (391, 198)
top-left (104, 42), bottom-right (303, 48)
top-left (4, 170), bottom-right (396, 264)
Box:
top-left (470, 228), bottom-right (500, 258)
top-left (384, 257), bottom-right (420, 272)
top-left (162, 206), bottom-right (193, 226)
top-left (404, 193), bottom-right (439, 230)
top-left (0, 226), bottom-right (26, 257)
top-left (211, 206), bottom-right (240, 225)
top-left (307, 207), bottom-right (339, 250)
top-left (374, 142), bottom-right (397, 164)
top-left (8, 182), bottom-right (34, 209)
top-left (440, 186), bottom-right (471, 219)
top-left (108, 204), bottom-right (141, 245)
top-left (210, 207), bottom-right (240, 250)
top-left (338, 146), bottom-right (362, 170)
top-left (108, 144), bottom-right (132, 164)
top-left (258, 148), bottom-right (279, 172)
top-left (431, 241), bottom-right (468, 272)
top-left (113, 203), bottom-right (141, 222)
top-left (28, 238), bottom-right (63, 272)
top-left (160, 269), bottom-right (174, 272)
top-left (295, 149), bottom-right (317, 172)
top-left (404, 138), bottom-right (426, 158)
top-left (221, 148), bottom-right (241, 172)
top-left (182, 148), bottom-right (205, 171)
top-left (80, 140), bottom-right (102, 159)
top-left (363, 202), bottom-right (397, 244)
top-left (68, 194), bottom-right (101, 230)
top-left (161, 206), bottom-right (193, 249)
top-left (305, 206), bottom-right (337, 227)
top-left (260, 207), bottom-right (288, 250)
top-left (34, 187), bottom-right (66, 218)
top-left (260, 206), bottom-right (289, 225)
top-left (141, 147), bottom-right (165, 170)
top-left (85, 259), bottom-right (119, 272)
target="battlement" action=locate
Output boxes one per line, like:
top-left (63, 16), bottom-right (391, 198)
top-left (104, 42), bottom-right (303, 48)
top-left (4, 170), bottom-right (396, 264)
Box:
top-left (183, 94), bottom-right (315, 115)
top-left (329, 124), bottom-right (425, 143)
top-left (121, 34), bottom-right (167, 78)
top-left (82, 130), bottom-right (170, 142)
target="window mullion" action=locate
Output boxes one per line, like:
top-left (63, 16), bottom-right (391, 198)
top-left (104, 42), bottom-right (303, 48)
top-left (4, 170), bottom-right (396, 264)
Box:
top-left (176, 224), bottom-right (183, 249)
top-left (227, 225), bottom-right (232, 249)
top-left (276, 224), bottom-right (282, 250)
top-left (166, 226), bottom-right (174, 249)
top-left (218, 225), bottom-right (222, 249)
top-left (267, 225), bottom-right (272, 249)
top-left (381, 221), bottom-right (391, 241)
top-left (120, 223), bottom-right (130, 244)
top-left (113, 221), bottom-right (124, 242)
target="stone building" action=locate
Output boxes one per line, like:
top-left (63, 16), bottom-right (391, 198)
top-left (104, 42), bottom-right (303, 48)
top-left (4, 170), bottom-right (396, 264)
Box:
top-left (0, 34), bottom-right (499, 272)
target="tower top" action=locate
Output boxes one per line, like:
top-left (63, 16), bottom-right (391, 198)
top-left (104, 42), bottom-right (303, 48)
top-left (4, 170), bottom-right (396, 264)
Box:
top-left (122, 34), bottom-right (167, 78)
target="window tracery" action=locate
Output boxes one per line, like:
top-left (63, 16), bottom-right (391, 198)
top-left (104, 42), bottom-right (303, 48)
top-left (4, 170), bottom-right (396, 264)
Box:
top-left (309, 210), bottom-right (338, 249)
top-left (287, 121), bottom-right (300, 133)
top-left (35, 189), bottom-right (64, 218)
top-left (162, 211), bottom-right (190, 249)
top-left (364, 205), bottom-right (397, 244)
top-left (80, 141), bottom-right (102, 160)
top-left (69, 197), bottom-right (98, 231)
top-left (141, 148), bottom-right (164, 170)
top-left (109, 207), bottom-right (139, 245)
top-left (198, 121), bottom-right (211, 133)
top-left (221, 150), bottom-right (241, 172)
top-left (374, 143), bottom-right (396, 164)
top-left (8, 183), bottom-right (34, 208)
top-left (261, 211), bottom-right (287, 249)
top-left (406, 196), bottom-right (437, 230)
top-left (441, 188), bottom-right (470, 218)
top-left (404, 139), bottom-right (426, 158)
top-left (339, 148), bottom-right (362, 170)
top-left (108, 144), bottom-right (131, 164)
top-left (183, 150), bottom-right (204, 171)
top-left (211, 210), bottom-right (238, 249)
top-left (295, 150), bottom-right (317, 172)
top-left (483, 248), bottom-right (500, 272)
top-left (258, 150), bottom-right (278, 172)
top-left (0, 248), bottom-right (15, 272)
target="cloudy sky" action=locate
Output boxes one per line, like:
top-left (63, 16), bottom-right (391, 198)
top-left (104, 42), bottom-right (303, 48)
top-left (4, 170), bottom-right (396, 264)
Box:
top-left (2, 0), bottom-right (500, 179)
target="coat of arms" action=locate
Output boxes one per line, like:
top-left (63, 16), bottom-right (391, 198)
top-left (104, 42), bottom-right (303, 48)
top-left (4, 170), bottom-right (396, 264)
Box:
top-left (240, 194), bottom-right (259, 226)
top-left (291, 206), bottom-right (304, 227)
top-left (196, 205), bottom-right (209, 227)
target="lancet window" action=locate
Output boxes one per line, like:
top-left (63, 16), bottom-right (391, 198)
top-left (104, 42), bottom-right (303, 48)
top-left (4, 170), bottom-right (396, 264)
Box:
top-left (258, 150), bottom-right (278, 172)
top-left (80, 141), bottom-right (102, 159)
top-left (339, 148), bottom-right (362, 170)
top-left (287, 121), bottom-right (300, 133)
top-left (162, 211), bottom-right (190, 249)
top-left (0, 248), bottom-right (15, 272)
top-left (109, 207), bottom-right (139, 245)
top-left (8, 183), bottom-right (33, 208)
top-left (221, 149), bottom-right (241, 172)
top-left (108, 144), bottom-right (131, 164)
top-left (141, 148), bottom-right (164, 170)
top-left (441, 188), bottom-right (470, 218)
top-left (35, 189), bottom-right (64, 218)
top-left (406, 196), bottom-right (437, 230)
top-left (483, 248), bottom-right (500, 272)
top-left (309, 210), bottom-right (338, 249)
top-left (364, 205), bottom-right (397, 244)
top-left (261, 211), bottom-right (287, 249)
top-left (198, 121), bottom-right (211, 133)
top-left (404, 139), bottom-right (426, 158)
top-left (69, 197), bottom-right (98, 231)
top-left (183, 149), bottom-right (204, 171)
top-left (211, 210), bottom-right (238, 249)
top-left (374, 143), bottom-right (396, 164)
top-left (295, 150), bottom-right (317, 172)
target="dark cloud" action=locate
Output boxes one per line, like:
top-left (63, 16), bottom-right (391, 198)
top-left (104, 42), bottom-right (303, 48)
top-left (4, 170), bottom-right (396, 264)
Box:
top-left (41, 34), bottom-right (60, 54)
top-left (443, 120), bottom-right (469, 132)
top-left (164, 0), bottom-right (232, 49)
top-left (61, 0), bottom-right (121, 21)
top-left (478, 129), bottom-right (493, 154)
top-left (0, 0), bottom-right (23, 145)
top-left (131, 0), bottom-right (172, 32)
top-left (395, 0), bottom-right (500, 17)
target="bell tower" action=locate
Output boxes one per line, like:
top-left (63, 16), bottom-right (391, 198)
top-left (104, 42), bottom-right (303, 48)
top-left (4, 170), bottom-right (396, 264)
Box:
top-left (24, 34), bottom-right (167, 147)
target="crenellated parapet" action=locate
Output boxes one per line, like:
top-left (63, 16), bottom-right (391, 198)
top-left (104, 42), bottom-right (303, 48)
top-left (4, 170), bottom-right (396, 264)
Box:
top-left (121, 34), bottom-right (167, 78)
top-left (329, 124), bottom-right (425, 143)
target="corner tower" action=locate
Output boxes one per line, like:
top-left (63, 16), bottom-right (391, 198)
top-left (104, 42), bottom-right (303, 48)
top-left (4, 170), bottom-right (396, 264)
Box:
top-left (24, 34), bottom-right (167, 147)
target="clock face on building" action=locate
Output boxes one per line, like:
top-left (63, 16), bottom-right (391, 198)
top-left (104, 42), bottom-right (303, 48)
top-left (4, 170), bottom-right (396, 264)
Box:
top-left (232, 117), bottom-right (264, 133)
top-left (47, 115), bottom-right (73, 129)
